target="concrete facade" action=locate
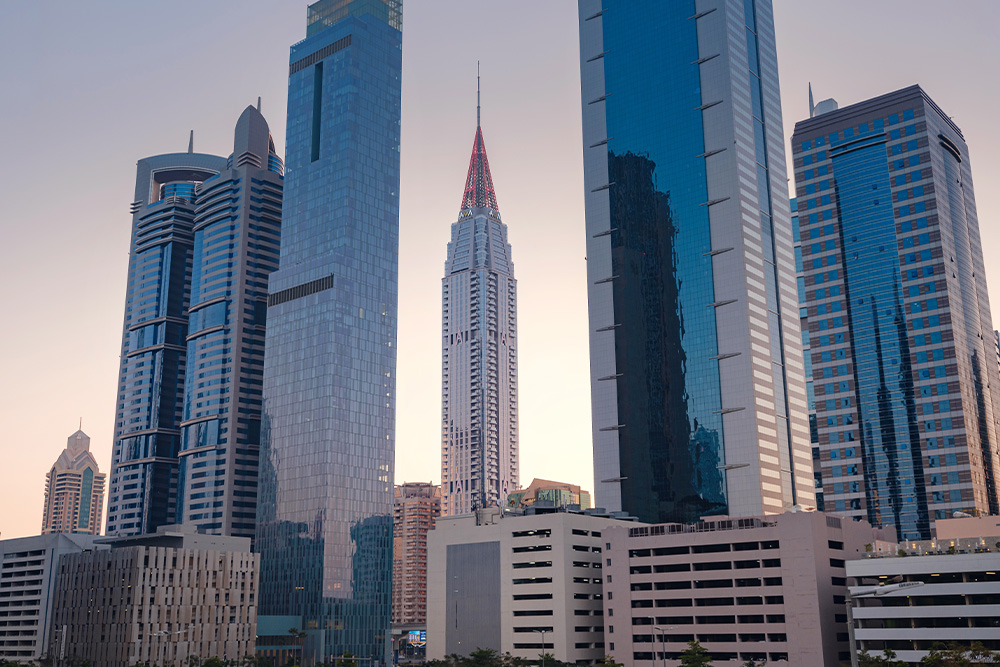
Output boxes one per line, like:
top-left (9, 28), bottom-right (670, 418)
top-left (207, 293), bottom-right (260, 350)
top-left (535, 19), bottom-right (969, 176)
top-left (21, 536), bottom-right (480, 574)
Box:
top-left (427, 508), bottom-right (634, 665)
top-left (601, 511), bottom-right (891, 666)
top-left (393, 482), bottom-right (441, 627)
top-left (49, 524), bottom-right (258, 666)
top-left (0, 533), bottom-right (99, 662)
top-left (41, 429), bottom-right (106, 535)
top-left (846, 548), bottom-right (1000, 664)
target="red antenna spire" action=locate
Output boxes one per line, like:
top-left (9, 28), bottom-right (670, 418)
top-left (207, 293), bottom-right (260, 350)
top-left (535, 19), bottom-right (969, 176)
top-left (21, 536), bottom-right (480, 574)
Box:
top-left (459, 63), bottom-right (499, 213)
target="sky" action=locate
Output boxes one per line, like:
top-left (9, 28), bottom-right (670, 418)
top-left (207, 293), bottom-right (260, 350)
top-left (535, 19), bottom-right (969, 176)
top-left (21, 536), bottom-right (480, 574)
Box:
top-left (1, 0), bottom-right (999, 540)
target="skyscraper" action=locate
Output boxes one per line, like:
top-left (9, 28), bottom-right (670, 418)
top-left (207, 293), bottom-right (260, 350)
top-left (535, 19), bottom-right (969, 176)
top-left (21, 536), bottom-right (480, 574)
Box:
top-left (41, 429), bottom-right (106, 535)
top-left (392, 482), bottom-right (441, 628)
top-left (105, 107), bottom-right (282, 540)
top-left (578, 0), bottom-right (814, 524)
top-left (440, 93), bottom-right (518, 516)
top-left (254, 0), bottom-right (402, 663)
top-left (792, 85), bottom-right (1000, 540)
top-left (176, 103), bottom-right (283, 538)
top-left (106, 144), bottom-right (227, 537)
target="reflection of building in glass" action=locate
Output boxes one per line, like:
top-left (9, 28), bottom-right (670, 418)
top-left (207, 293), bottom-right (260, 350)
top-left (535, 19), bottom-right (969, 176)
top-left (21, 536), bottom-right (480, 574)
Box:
top-left (507, 478), bottom-right (591, 510)
top-left (254, 0), bottom-right (402, 663)
top-left (393, 483), bottom-right (441, 627)
top-left (440, 102), bottom-right (518, 516)
top-left (42, 429), bottom-right (105, 535)
top-left (105, 106), bottom-right (283, 540)
top-left (106, 143), bottom-right (227, 537)
top-left (792, 85), bottom-right (1000, 540)
top-left (579, 0), bottom-right (813, 524)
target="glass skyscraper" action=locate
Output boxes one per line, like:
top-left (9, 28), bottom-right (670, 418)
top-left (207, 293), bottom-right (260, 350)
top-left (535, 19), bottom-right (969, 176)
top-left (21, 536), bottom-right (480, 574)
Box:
top-left (175, 104), bottom-right (284, 538)
top-left (254, 0), bottom-right (402, 663)
top-left (106, 107), bottom-right (283, 539)
top-left (578, 0), bottom-right (814, 524)
top-left (792, 85), bottom-right (1000, 540)
top-left (440, 105), bottom-right (519, 516)
top-left (106, 146), bottom-right (227, 537)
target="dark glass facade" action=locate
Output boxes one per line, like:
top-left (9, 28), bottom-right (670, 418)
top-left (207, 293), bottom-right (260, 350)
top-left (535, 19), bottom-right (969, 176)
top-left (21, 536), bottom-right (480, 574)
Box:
top-left (175, 106), bottom-right (284, 538)
top-left (580, 0), bottom-right (812, 524)
top-left (107, 152), bottom-right (227, 537)
top-left (254, 0), bottom-right (401, 663)
top-left (793, 86), bottom-right (1000, 540)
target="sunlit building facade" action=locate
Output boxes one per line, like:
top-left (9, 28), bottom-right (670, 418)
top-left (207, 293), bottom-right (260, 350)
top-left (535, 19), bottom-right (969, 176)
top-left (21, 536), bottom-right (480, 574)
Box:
top-left (440, 105), bottom-right (519, 516)
top-left (41, 429), bottom-right (106, 535)
top-left (254, 0), bottom-right (402, 663)
top-left (578, 0), bottom-right (813, 524)
top-left (792, 85), bottom-right (1000, 540)
top-left (392, 482), bottom-right (441, 627)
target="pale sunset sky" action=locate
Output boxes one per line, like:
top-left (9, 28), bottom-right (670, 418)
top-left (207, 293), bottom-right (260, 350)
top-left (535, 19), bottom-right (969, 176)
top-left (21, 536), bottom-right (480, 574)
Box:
top-left (1, 1), bottom-right (999, 538)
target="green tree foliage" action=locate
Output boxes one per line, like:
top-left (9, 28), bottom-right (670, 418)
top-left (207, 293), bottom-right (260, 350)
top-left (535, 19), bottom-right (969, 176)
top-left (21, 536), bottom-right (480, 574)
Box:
top-left (598, 656), bottom-right (624, 667)
top-left (857, 649), bottom-right (909, 667)
top-left (679, 640), bottom-right (713, 667)
top-left (920, 642), bottom-right (1000, 666)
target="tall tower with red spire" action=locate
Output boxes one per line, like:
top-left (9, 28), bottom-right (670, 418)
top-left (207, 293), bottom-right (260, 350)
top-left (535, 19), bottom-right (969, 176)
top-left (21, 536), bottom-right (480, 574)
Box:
top-left (441, 72), bottom-right (519, 515)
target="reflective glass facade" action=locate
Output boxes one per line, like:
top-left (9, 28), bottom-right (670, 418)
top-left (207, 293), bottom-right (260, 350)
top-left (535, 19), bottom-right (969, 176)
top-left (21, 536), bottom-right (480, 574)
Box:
top-left (107, 152), bottom-right (227, 537)
top-left (579, 0), bottom-right (813, 524)
top-left (176, 106), bottom-right (284, 538)
top-left (254, 0), bottom-right (401, 663)
top-left (793, 86), bottom-right (1000, 540)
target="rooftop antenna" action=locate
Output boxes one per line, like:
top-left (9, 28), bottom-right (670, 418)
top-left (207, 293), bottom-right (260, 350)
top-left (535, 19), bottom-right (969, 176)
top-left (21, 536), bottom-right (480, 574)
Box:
top-left (187, 130), bottom-right (194, 154)
top-left (79, 417), bottom-right (82, 431)
top-left (257, 96), bottom-right (262, 112)
top-left (808, 82), bottom-right (815, 118)
top-left (477, 61), bottom-right (481, 127)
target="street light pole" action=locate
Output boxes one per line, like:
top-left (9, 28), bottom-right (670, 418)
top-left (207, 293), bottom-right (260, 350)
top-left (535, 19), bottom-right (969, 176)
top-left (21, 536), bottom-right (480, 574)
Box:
top-left (536, 628), bottom-right (547, 667)
top-left (847, 580), bottom-right (925, 667)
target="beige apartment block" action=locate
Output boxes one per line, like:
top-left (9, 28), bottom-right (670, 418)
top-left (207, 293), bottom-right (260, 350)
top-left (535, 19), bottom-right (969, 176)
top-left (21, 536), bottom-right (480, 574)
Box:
top-left (601, 511), bottom-right (892, 667)
top-left (49, 525), bottom-right (258, 666)
top-left (41, 429), bottom-right (106, 535)
top-left (393, 482), bottom-right (442, 627)
top-left (427, 507), bottom-right (635, 666)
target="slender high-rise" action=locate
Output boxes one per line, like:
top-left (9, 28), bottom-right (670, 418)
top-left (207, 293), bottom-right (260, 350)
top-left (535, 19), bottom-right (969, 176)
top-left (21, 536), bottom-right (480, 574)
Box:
top-left (41, 429), bottom-right (106, 535)
top-left (440, 90), bottom-right (519, 516)
top-left (106, 144), bottom-right (227, 537)
top-left (578, 0), bottom-right (814, 524)
top-left (254, 1), bottom-right (402, 663)
top-left (392, 482), bottom-right (441, 627)
top-left (792, 85), bottom-right (1000, 540)
top-left (176, 103), bottom-right (283, 537)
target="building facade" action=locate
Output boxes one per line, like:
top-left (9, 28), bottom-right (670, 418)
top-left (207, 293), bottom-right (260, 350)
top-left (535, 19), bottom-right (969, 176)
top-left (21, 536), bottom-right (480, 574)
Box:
top-left (254, 1), bottom-right (402, 663)
top-left (106, 146), bottom-right (228, 537)
top-left (392, 482), bottom-right (441, 627)
top-left (175, 104), bottom-right (283, 538)
top-left (508, 478), bottom-right (592, 510)
top-left (50, 525), bottom-right (257, 667)
top-left (602, 511), bottom-right (892, 666)
top-left (791, 85), bottom-right (1000, 540)
top-left (427, 508), bottom-right (633, 666)
top-left (41, 429), bottom-right (106, 535)
top-left (0, 533), bottom-right (99, 662)
top-left (578, 0), bottom-right (814, 524)
top-left (441, 103), bottom-right (519, 516)
top-left (846, 546), bottom-right (1000, 664)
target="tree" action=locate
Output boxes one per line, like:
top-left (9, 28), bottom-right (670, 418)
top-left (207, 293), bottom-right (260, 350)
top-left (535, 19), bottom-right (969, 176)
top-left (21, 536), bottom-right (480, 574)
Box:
top-left (857, 649), bottom-right (908, 667)
top-left (201, 659), bottom-right (226, 667)
top-left (679, 641), bottom-right (713, 667)
top-left (920, 642), bottom-right (1000, 666)
top-left (743, 659), bottom-right (766, 667)
top-left (598, 657), bottom-right (624, 667)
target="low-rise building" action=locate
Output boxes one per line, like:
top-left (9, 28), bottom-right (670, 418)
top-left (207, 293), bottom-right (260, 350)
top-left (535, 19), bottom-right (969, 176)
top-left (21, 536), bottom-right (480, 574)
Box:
top-left (508, 479), bottom-right (592, 511)
top-left (50, 524), bottom-right (258, 666)
top-left (0, 533), bottom-right (99, 662)
top-left (846, 526), bottom-right (1000, 665)
top-left (601, 511), bottom-right (891, 666)
top-left (427, 506), bottom-right (634, 665)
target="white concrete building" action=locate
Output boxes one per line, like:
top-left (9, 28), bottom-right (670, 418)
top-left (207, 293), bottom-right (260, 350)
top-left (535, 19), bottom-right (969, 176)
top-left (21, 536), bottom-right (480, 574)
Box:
top-left (0, 533), bottom-right (99, 662)
top-left (846, 546), bottom-right (1000, 664)
top-left (427, 507), bottom-right (634, 665)
top-left (601, 511), bottom-right (891, 666)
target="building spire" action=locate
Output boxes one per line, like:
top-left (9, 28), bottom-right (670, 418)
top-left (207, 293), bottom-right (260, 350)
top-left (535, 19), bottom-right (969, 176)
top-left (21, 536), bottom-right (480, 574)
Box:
top-left (188, 130), bottom-right (194, 154)
top-left (460, 75), bottom-right (499, 214)
top-left (257, 96), bottom-right (262, 112)
top-left (477, 61), bottom-right (481, 128)
top-left (808, 82), bottom-right (815, 117)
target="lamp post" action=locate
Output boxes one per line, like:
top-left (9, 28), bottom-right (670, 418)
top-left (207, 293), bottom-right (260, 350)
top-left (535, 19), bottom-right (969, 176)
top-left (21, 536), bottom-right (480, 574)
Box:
top-left (652, 625), bottom-right (675, 667)
top-left (535, 628), bottom-right (547, 667)
top-left (846, 581), bottom-right (924, 667)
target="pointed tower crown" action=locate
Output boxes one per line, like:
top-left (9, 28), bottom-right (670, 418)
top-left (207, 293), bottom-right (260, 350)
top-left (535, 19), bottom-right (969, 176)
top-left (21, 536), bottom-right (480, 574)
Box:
top-left (460, 127), bottom-right (499, 213)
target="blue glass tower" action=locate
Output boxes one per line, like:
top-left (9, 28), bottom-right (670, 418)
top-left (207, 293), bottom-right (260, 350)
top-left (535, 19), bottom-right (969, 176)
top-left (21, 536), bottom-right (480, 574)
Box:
top-left (107, 146), bottom-right (227, 537)
top-left (254, 0), bottom-right (402, 663)
top-left (176, 104), bottom-right (284, 538)
top-left (578, 0), bottom-right (815, 524)
top-left (793, 86), bottom-right (1000, 539)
